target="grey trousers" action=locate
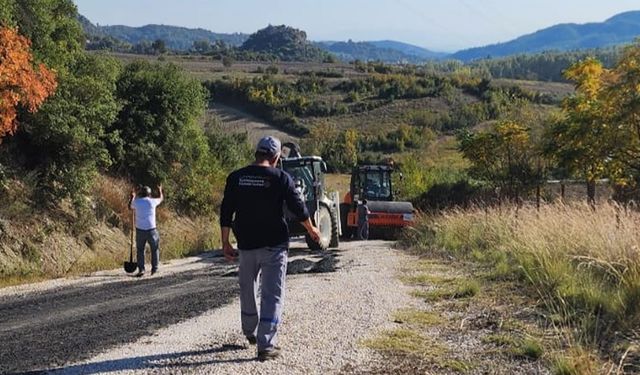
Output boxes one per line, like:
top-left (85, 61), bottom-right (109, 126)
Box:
top-left (238, 243), bottom-right (288, 351)
top-left (136, 228), bottom-right (160, 272)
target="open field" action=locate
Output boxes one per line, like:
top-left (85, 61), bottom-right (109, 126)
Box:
top-left (494, 78), bottom-right (574, 100)
top-left (104, 53), bottom-right (574, 96)
top-left (208, 102), bottom-right (299, 144)
top-left (325, 173), bottom-right (351, 195)
top-left (300, 95), bottom-right (456, 134)
top-left (102, 52), bottom-right (365, 81)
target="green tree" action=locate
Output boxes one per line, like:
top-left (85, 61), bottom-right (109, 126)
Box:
top-left (109, 61), bottom-right (218, 214)
top-left (395, 153), bottom-right (431, 200)
top-left (342, 128), bottom-right (359, 168)
top-left (192, 39), bottom-right (211, 54)
top-left (460, 120), bottom-right (540, 201)
top-left (0, 0), bottom-right (125, 208)
top-left (0, 0), bottom-right (83, 69)
top-left (542, 58), bottom-right (619, 203)
top-left (606, 41), bottom-right (640, 187)
top-left (24, 54), bottom-right (121, 204)
top-left (151, 39), bottom-right (167, 54)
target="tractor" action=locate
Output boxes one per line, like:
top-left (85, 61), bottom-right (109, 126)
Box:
top-left (280, 143), bottom-right (340, 251)
top-left (340, 164), bottom-right (415, 239)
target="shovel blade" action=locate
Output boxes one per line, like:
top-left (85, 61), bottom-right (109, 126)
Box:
top-left (124, 261), bottom-right (138, 273)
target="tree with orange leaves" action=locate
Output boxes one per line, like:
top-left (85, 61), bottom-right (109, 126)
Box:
top-left (0, 26), bottom-right (57, 140)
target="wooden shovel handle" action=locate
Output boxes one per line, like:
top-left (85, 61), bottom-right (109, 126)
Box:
top-left (130, 209), bottom-right (135, 260)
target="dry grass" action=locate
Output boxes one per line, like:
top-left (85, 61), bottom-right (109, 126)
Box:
top-left (0, 175), bottom-right (221, 286)
top-left (551, 347), bottom-right (602, 375)
top-left (94, 176), bottom-right (133, 225)
top-left (403, 202), bottom-right (640, 367)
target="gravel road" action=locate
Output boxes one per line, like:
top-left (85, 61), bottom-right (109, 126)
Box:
top-left (0, 240), bottom-right (412, 374)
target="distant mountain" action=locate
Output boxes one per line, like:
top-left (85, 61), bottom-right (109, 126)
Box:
top-left (368, 40), bottom-right (447, 60)
top-left (318, 40), bottom-right (445, 62)
top-left (241, 25), bottom-right (331, 62)
top-left (79, 16), bottom-right (248, 51)
top-left (319, 41), bottom-right (410, 62)
top-left (452, 11), bottom-right (640, 62)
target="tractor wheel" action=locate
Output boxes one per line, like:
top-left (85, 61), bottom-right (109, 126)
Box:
top-left (306, 205), bottom-right (332, 251)
top-left (329, 207), bottom-right (339, 248)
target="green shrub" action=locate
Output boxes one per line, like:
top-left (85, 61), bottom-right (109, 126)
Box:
top-left (109, 61), bottom-right (223, 215)
top-left (414, 180), bottom-right (485, 211)
top-left (222, 56), bottom-right (234, 67)
top-left (265, 65), bottom-right (279, 75)
top-left (25, 54), bottom-right (121, 207)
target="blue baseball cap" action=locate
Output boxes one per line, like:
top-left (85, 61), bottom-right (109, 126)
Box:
top-left (256, 136), bottom-right (281, 157)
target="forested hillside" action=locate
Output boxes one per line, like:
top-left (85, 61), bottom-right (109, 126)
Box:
top-left (453, 10), bottom-right (640, 61)
top-left (318, 40), bottom-right (444, 62)
top-left (79, 10), bottom-right (640, 68)
top-left (79, 15), bottom-right (248, 51)
top-left (469, 47), bottom-right (622, 81)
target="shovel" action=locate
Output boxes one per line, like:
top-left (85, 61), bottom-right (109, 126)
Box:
top-left (124, 210), bottom-right (137, 273)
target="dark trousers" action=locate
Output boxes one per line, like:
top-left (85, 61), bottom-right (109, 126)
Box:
top-left (136, 228), bottom-right (160, 272)
top-left (358, 221), bottom-right (369, 240)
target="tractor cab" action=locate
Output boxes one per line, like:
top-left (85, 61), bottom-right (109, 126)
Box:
top-left (281, 156), bottom-right (326, 204)
top-left (352, 165), bottom-right (394, 202)
top-left (340, 163), bottom-right (414, 239)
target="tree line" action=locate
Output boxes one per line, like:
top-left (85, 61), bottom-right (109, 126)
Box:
top-left (445, 41), bottom-right (640, 206)
top-left (0, 0), bottom-right (250, 219)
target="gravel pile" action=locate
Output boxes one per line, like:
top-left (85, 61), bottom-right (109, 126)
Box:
top-left (54, 240), bottom-right (413, 374)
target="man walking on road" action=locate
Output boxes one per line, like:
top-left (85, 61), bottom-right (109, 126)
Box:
top-left (129, 185), bottom-right (164, 277)
top-left (220, 136), bottom-right (321, 361)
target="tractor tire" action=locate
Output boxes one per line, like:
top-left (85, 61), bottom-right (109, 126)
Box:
top-left (329, 207), bottom-right (339, 248)
top-left (306, 205), bottom-right (332, 251)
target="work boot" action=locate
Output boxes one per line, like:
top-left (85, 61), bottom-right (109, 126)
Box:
top-left (257, 347), bottom-right (281, 361)
top-left (135, 270), bottom-right (145, 277)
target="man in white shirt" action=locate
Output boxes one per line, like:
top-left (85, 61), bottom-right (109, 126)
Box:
top-left (129, 185), bottom-right (164, 277)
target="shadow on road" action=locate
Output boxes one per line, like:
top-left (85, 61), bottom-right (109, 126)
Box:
top-left (38, 345), bottom-right (253, 374)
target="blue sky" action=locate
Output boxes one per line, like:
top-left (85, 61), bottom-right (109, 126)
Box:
top-left (74, 0), bottom-right (640, 52)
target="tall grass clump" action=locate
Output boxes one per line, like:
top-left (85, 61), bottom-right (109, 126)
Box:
top-left (402, 202), bottom-right (640, 351)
